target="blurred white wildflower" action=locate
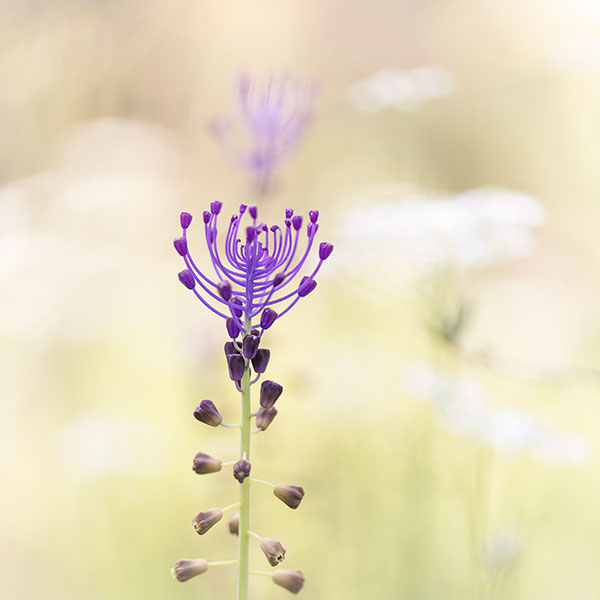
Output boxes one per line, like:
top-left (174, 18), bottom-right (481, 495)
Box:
top-left (56, 413), bottom-right (166, 479)
top-left (483, 526), bottom-right (522, 570)
top-left (0, 118), bottom-right (184, 342)
top-left (337, 185), bottom-right (545, 283)
top-left (404, 363), bottom-right (587, 464)
top-left (347, 66), bottom-right (456, 113)
top-left (546, 35), bottom-right (600, 73)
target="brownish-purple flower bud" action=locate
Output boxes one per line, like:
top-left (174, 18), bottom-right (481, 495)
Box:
top-left (228, 512), bottom-right (239, 535)
top-left (274, 484), bottom-right (305, 509)
top-left (242, 334), bottom-right (260, 359)
top-left (193, 400), bottom-right (222, 427)
top-left (227, 354), bottom-right (245, 381)
top-left (192, 508), bottom-right (223, 535)
top-left (256, 407), bottom-right (277, 431)
top-left (260, 380), bottom-right (283, 409)
top-left (251, 349), bottom-right (270, 374)
top-left (260, 538), bottom-right (286, 566)
top-left (171, 558), bottom-right (208, 582)
top-left (224, 341), bottom-right (241, 356)
top-left (192, 452), bottom-right (222, 474)
top-left (233, 459), bottom-right (251, 483)
top-left (272, 569), bottom-right (305, 594)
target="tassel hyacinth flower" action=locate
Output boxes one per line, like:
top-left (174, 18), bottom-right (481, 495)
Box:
top-left (171, 203), bottom-right (333, 598)
top-left (209, 73), bottom-right (318, 196)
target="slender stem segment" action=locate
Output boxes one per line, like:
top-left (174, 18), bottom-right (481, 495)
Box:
top-left (237, 318), bottom-right (252, 600)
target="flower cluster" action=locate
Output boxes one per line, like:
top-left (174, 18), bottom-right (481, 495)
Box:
top-left (171, 203), bottom-right (332, 596)
top-left (209, 73), bottom-right (318, 195)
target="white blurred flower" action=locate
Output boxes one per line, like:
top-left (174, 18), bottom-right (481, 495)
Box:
top-left (337, 186), bottom-right (545, 283)
top-left (547, 35), bottom-right (600, 73)
top-left (55, 413), bottom-right (166, 479)
top-left (347, 66), bottom-right (456, 113)
top-left (404, 363), bottom-right (587, 464)
top-left (484, 526), bottom-right (522, 570)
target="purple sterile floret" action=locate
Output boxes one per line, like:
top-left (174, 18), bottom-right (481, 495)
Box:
top-left (211, 201), bottom-right (222, 215)
top-left (175, 204), bottom-right (331, 330)
top-left (260, 308), bottom-right (277, 329)
top-left (285, 208), bottom-right (293, 218)
top-left (249, 205), bottom-right (258, 219)
top-left (178, 269), bottom-right (195, 290)
top-left (309, 210), bottom-right (319, 224)
top-left (319, 242), bottom-right (334, 261)
top-left (174, 237), bottom-right (188, 256)
top-left (217, 280), bottom-right (232, 301)
top-left (203, 211), bottom-right (211, 224)
top-left (180, 212), bottom-right (193, 229)
top-left (298, 276), bottom-right (317, 297)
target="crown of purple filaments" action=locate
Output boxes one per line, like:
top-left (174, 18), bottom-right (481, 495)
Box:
top-left (175, 202), bottom-right (333, 337)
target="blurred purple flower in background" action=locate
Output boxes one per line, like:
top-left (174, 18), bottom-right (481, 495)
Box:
top-left (209, 73), bottom-right (318, 196)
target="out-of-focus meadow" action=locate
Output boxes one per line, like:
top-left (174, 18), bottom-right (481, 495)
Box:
top-left (3, 1), bottom-right (600, 598)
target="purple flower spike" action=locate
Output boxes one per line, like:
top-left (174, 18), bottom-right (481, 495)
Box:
top-left (260, 307), bottom-right (277, 329)
top-left (242, 334), bottom-right (260, 359)
top-left (260, 380), bottom-right (283, 409)
top-left (249, 205), bottom-right (258, 219)
top-left (180, 212), bottom-right (193, 229)
top-left (193, 400), bottom-right (222, 427)
top-left (210, 201), bottom-right (222, 215)
top-left (209, 73), bottom-right (318, 195)
top-left (319, 242), bottom-right (334, 260)
top-left (178, 269), bottom-right (196, 290)
top-left (309, 210), bottom-right (319, 224)
top-left (251, 349), bottom-right (270, 374)
top-left (217, 280), bottom-right (232, 301)
top-left (227, 354), bottom-right (245, 381)
top-left (226, 318), bottom-right (240, 339)
top-left (298, 276), bottom-right (317, 297)
top-left (174, 237), bottom-right (188, 256)
top-left (174, 203), bottom-right (330, 328)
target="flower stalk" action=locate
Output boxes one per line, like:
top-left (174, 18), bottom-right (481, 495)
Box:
top-left (238, 318), bottom-right (252, 600)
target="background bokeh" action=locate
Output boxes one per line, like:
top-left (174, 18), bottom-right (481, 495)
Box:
top-left (3, 1), bottom-right (600, 598)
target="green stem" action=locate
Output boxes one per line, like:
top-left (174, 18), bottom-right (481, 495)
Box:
top-left (237, 318), bottom-right (252, 600)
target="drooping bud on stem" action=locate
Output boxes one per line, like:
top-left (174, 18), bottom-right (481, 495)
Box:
top-left (217, 280), bottom-right (232, 301)
top-left (227, 354), bottom-right (245, 381)
top-left (260, 380), bottom-right (283, 409)
top-left (178, 269), bottom-right (195, 290)
top-left (192, 508), bottom-right (223, 535)
top-left (274, 484), bottom-right (305, 509)
top-left (260, 538), bottom-right (287, 566)
top-left (242, 334), bottom-right (260, 359)
top-left (193, 400), bottom-right (222, 427)
top-left (228, 512), bottom-right (239, 535)
top-left (251, 349), bottom-right (270, 374)
top-left (272, 569), bottom-right (305, 594)
top-left (171, 558), bottom-right (208, 582)
top-left (256, 407), bottom-right (277, 431)
top-left (192, 452), bottom-right (223, 474)
top-left (233, 459), bottom-right (251, 483)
